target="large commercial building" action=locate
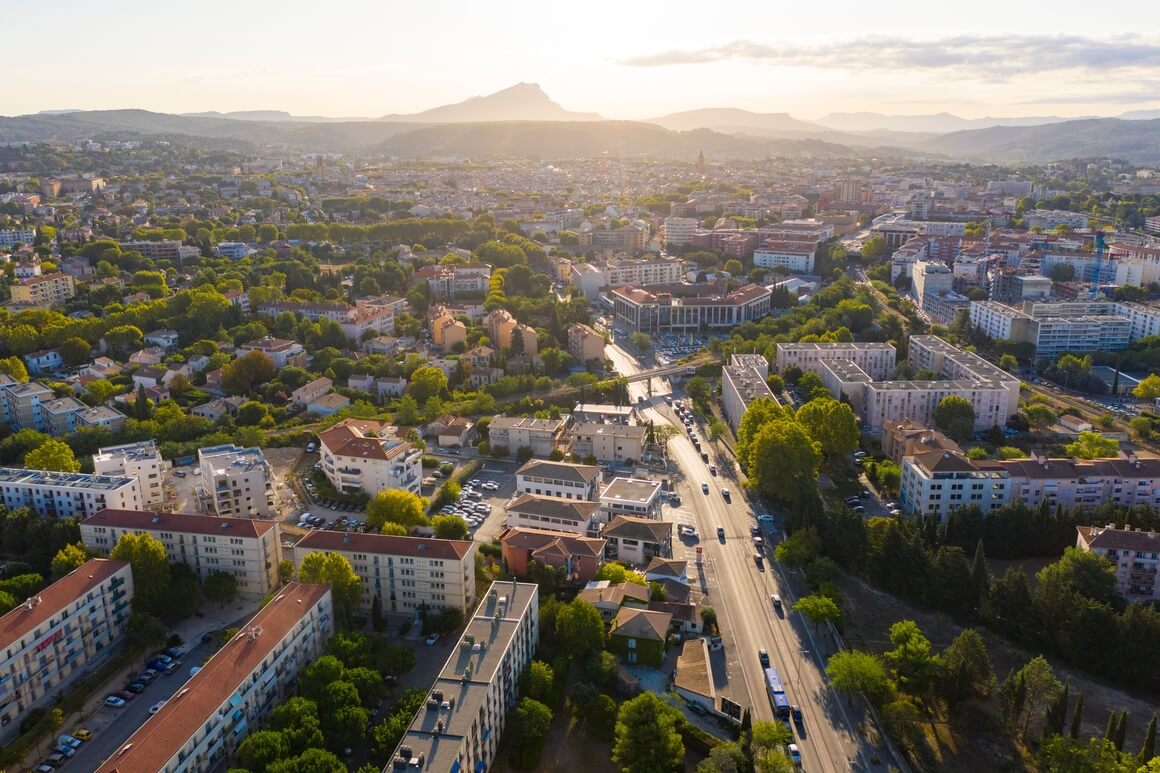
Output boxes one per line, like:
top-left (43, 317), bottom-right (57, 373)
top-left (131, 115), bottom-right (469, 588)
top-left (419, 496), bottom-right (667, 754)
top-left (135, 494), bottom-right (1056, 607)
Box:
top-left (390, 581), bottom-right (539, 773)
top-left (0, 559), bottom-right (133, 743)
top-left (293, 530), bottom-right (475, 616)
top-left (516, 460), bottom-right (602, 501)
top-left (9, 272), bottom-right (75, 308)
top-left (95, 583), bottom-right (333, 773)
top-left (317, 418), bottom-right (422, 496)
top-left (80, 509), bottom-right (282, 597)
top-left (611, 283), bottom-right (772, 333)
top-left (0, 468), bottom-right (141, 518)
top-left (722, 354), bottom-right (776, 432)
top-left (92, 441), bottom-right (167, 508)
top-left (775, 342), bottom-right (896, 381)
top-left (198, 445), bottom-right (275, 518)
top-left (1076, 525), bottom-right (1160, 602)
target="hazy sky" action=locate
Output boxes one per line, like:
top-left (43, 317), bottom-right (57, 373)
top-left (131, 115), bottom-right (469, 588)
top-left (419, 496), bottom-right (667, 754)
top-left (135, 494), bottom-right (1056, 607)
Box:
top-left (8, 0), bottom-right (1160, 119)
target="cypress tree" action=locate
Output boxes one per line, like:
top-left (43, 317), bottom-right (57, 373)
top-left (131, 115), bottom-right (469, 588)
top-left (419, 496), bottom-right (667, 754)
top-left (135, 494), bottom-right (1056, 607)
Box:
top-left (1106, 711), bottom-right (1118, 743)
top-left (1055, 680), bottom-right (1070, 736)
top-left (1114, 711), bottom-right (1129, 752)
top-left (1069, 694), bottom-right (1084, 740)
top-left (969, 539), bottom-right (989, 612)
top-left (1140, 713), bottom-right (1157, 765)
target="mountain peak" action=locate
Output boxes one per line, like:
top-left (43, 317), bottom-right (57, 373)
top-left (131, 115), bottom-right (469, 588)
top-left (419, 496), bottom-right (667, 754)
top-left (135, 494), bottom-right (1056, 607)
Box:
top-left (381, 82), bottom-right (602, 123)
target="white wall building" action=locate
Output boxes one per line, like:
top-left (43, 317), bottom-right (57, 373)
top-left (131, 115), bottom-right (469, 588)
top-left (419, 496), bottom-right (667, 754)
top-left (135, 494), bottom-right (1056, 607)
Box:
top-left (899, 450), bottom-right (1011, 522)
top-left (0, 468), bottom-right (141, 518)
top-left (317, 418), bottom-right (422, 496)
top-left (198, 444), bottom-right (275, 518)
top-left (92, 440), bottom-right (167, 508)
top-left (516, 460), bottom-right (602, 501)
top-left (775, 342), bottom-right (896, 380)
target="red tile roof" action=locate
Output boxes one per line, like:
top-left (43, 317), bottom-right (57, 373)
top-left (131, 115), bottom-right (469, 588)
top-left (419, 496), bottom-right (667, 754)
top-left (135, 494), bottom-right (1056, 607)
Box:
top-left (84, 508), bottom-right (277, 539)
top-left (295, 530), bottom-right (474, 560)
top-left (0, 558), bottom-right (129, 651)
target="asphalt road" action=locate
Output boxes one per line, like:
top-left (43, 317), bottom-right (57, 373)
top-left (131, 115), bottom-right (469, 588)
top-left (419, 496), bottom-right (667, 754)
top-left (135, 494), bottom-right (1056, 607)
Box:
top-left (607, 342), bottom-right (866, 773)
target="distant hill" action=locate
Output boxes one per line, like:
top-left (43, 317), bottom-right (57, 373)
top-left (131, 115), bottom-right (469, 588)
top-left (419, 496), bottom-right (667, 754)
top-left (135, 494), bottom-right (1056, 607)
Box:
top-left (920, 117), bottom-right (1160, 163)
top-left (815, 111), bottom-right (1087, 134)
top-left (647, 108), bottom-right (824, 134)
top-left (380, 83), bottom-right (603, 123)
top-left (181, 110), bottom-right (369, 123)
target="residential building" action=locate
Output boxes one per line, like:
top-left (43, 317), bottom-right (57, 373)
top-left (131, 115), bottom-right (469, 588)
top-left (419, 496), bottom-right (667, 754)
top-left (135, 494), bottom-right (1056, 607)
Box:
top-left (1023, 209), bottom-right (1089, 230)
top-left (237, 337), bottom-right (307, 369)
top-left (663, 216), bottom-right (698, 247)
top-left (317, 418), bottom-right (422, 495)
top-left (411, 263), bottom-right (491, 299)
top-left (608, 607), bottom-right (671, 667)
top-left (572, 403), bottom-right (634, 425)
top-left (862, 378), bottom-right (1014, 433)
top-left (722, 354), bottom-right (776, 432)
top-left (0, 559), bottom-right (133, 743)
top-left (0, 378), bottom-right (52, 431)
top-left (578, 224), bottom-right (649, 252)
top-left (117, 240), bottom-right (199, 262)
top-left (23, 349), bottom-right (63, 376)
top-left (214, 241), bottom-right (248, 259)
top-left (611, 283), bottom-right (772, 333)
top-left (390, 581), bottom-right (539, 773)
top-left (74, 405), bottom-right (127, 432)
top-left (1076, 525), bottom-right (1160, 601)
top-left (504, 493), bottom-right (601, 535)
top-left (307, 393), bottom-right (349, 416)
top-left (603, 515), bottom-right (672, 565)
top-left (92, 441), bottom-right (167, 507)
top-left (998, 453), bottom-right (1160, 510)
top-left (499, 527), bottom-right (605, 584)
top-left (567, 323), bottom-right (605, 364)
top-left (881, 419), bottom-right (961, 464)
top-left (753, 243), bottom-right (816, 273)
top-left (290, 376), bottom-right (332, 408)
top-left (95, 583), bottom-right (333, 773)
top-left (645, 558), bottom-right (689, 586)
top-left (775, 342), bottom-right (896, 380)
top-left (41, 396), bottom-right (88, 436)
top-left (484, 310), bottom-right (538, 355)
top-left (0, 228), bottom-right (36, 248)
top-left (198, 445), bottom-right (275, 518)
top-left (571, 423), bottom-right (646, 463)
top-left (673, 640), bottom-right (716, 714)
top-left (80, 509), bottom-right (282, 597)
top-left (899, 450), bottom-right (1011, 522)
top-left (604, 256), bottom-right (684, 287)
top-left (515, 460), bottom-right (602, 501)
top-left (294, 530), bottom-right (475, 615)
top-left (576, 581), bottom-right (650, 622)
top-left (600, 477), bottom-right (662, 521)
top-left (144, 329), bottom-right (180, 351)
top-left (488, 416), bottom-right (563, 457)
top-left (968, 301), bottom-right (1037, 342)
top-left (9, 272), bottom-right (75, 308)
top-left (0, 468), bottom-right (141, 518)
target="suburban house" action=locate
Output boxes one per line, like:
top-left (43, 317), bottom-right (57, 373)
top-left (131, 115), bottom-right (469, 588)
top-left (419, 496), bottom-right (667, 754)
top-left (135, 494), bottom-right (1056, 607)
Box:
top-left (291, 376), bottom-right (333, 408)
top-left (644, 557), bottom-right (688, 585)
top-left (24, 349), bottom-right (63, 375)
top-left (607, 607), bottom-right (672, 666)
top-left (307, 392), bottom-right (350, 416)
top-left (647, 600), bottom-right (703, 636)
top-left (603, 515), bottom-right (672, 565)
top-left (317, 418), bottom-right (422, 495)
top-left (576, 581), bottom-right (650, 623)
top-left (437, 417), bottom-right (474, 448)
top-left (499, 527), bottom-right (606, 585)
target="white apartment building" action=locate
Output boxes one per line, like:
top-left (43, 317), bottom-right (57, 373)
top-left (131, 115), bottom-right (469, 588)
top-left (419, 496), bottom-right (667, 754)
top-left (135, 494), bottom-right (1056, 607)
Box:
top-left (1115, 301), bottom-right (1160, 341)
top-left (488, 416), bottom-right (564, 457)
top-left (0, 468), bottom-right (141, 518)
top-left (198, 444), bottom-right (275, 518)
top-left (753, 245), bottom-right (815, 273)
top-left (1076, 525), bottom-right (1160, 602)
top-left (600, 477), bottom-right (662, 521)
top-left (293, 530), bottom-right (475, 615)
top-left (391, 581), bottom-right (539, 773)
top-left (663, 216), bottom-right (698, 247)
top-left (571, 423), bottom-right (646, 463)
top-left (722, 354), bottom-right (776, 432)
top-left (968, 301), bottom-right (1037, 342)
top-left (997, 454), bottom-right (1160, 510)
top-left (504, 493), bottom-right (601, 536)
top-left (516, 460), bottom-right (602, 501)
top-left (775, 342), bottom-right (896, 380)
top-left (1023, 209), bottom-right (1089, 230)
top-left (92, 440), bottom-right (167, 508)
top-left (907, 335), bottom-right (1021, 417)
top-left (760, 219), bottom-right (835, 242)
top-left (236, 337), bottom-right (307, 369)
top-left (0, 559), bottom-right (133, 743)
top-left (0, 228), bottom-right (36, 248)
top-left (317, 418), bottom-right (422, 495)
top-left (604, 257), bottom-right (684, 287)
top-left (862, 379), bottom-right (1012, 433)
top-left (899, 450), bottom-right (1011, 522)
top-left (95, 583), bottom-right (333, 773)
top-left (912, 260), bottom-right (953, 303)
top-left (80, 509), bottom-right (282, 597)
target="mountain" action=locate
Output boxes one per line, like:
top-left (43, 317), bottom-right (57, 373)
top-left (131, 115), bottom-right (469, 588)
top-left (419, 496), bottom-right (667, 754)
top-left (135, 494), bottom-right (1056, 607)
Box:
top-left (816, 111), bottom-right (1089, 134)
top-left (1119, 109), bottom-right (1160, 121)
top-left (380, 82), bottom-right (603, 123)
top-left (920, 117), bottom-right (1160, 163)
top-left (181, 110), bottom-right (367, 123)
top-left (647, 108), bottom-right (824, 134)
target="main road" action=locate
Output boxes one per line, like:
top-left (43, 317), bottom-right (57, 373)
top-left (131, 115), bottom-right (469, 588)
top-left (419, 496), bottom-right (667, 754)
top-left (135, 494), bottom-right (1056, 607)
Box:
top-left (606, 342), bottom-right (868, 772)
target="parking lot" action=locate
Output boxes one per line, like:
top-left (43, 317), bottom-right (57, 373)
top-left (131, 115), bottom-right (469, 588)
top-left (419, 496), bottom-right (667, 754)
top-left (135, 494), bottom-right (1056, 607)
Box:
top-left (456, 466), bottom-right (517, 544)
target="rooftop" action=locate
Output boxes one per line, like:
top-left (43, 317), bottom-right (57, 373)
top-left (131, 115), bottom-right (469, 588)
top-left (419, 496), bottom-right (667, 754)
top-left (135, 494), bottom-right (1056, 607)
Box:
top-left (516, 459), bottom-right (601, 483)
top-left (673, 639), bottom-right (714, 701)
top-left (318, 419), bottom-right (416, 462)
top-left (573, 422), bottom-right (647, 440)
top-left (1077, 524), bottom-right (1160, 553)
top-left (0, 559), bottom-right (129, 653)
top-left (295, 529), bottom-right (474, 561)
top-left (0, 467), bottom-right (136, 490)
top-left (604, 514), bottom-right (671, 542)
top-left (601, 477), bottom-right (661, 505)
top-left (499, 526), bottom-right (605, 560)
top-left (506, 493), bottom-right (600, 522)
top-left (84, 508), bottom-right (277, 539)
top-left (611, 607), bottom-right (671, 641)
top-left (489, 416), bottom-right (564, 433)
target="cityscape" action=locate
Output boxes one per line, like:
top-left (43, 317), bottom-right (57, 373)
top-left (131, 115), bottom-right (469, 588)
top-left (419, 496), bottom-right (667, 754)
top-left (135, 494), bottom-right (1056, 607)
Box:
top-left (2, 3), bottom-right (1160, 773)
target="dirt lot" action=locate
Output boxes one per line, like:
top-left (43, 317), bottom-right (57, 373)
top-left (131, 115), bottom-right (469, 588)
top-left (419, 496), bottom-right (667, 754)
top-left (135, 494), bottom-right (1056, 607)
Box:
top-left (839, 572), bottom-right (1159, 772)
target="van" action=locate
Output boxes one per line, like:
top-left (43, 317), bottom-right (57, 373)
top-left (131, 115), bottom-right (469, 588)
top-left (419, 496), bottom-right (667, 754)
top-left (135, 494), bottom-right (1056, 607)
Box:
top-left (771, 594), bottom-right (782, 610)
top-left (708, 636), bottom-right (724, 651)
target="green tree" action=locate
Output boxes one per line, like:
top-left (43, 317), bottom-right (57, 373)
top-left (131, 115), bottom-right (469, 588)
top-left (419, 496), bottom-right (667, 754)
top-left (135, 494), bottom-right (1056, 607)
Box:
top-left (431, 515), bottom-right (468, 540)
top-left (826, 650), bottom-right (894, 707)
top-left (1036, 547), bottom-right (1119, 606)
top-left (125, 612), bottom-right (168, 663)
top-left (237, 729), bottom-right (291, 773)
top-left (933, 395), bottom-right (976, 442)
top-left (795, 398), bottom-right (859, 458)
top-left (298, 552), bottom-right (362, 626)
top-left (884, 619), bottom-right (941, 698)
top-left (270, 697), bottom-right (325, 755)
top-left (520, 661), bottom-right (557, 705)
top-left (861, 236), bottom-right (887, 261)
top-left (1070, 693), bottom-right (1085, 739)
top-left (236, 401), bottom-right (270, 426)
top-left (58, 337), bottom-right (92, 367)
top-left (555, 599), bottom-right (605, 662)
top-left (1015, 655), bottom-right (1063, 737)
top-left (1065, 432), bottom-right (1119, 459)
top-left (1132, 374), bottom-right (1160, 401)
top-left (1023, 403), bottom-right (1059, 431)
top-left (395, 394), bottom-right (420, 424)
top-left (298, 655), bottom-right (345, 702)
top-left (267, 747), bottom-right (347, 773)
top-left (366, 489), bottom-right (429, 532)
top-left (745, 419), bottom-right (821, 502)
top-left (999, 354), bottom-right (1019, 372)
top-left (0, 356), bottom-right (30, 382)
top-left (613, 692), bottom-right (685, 773)
top-left (630, 331), bottom-right (652, 352)
top-left (750, 719), bottom-right (793, 771)
top-left (50, 543), bottom-right (90, 579)
top-left (409, 366), bottom-right (447, 404)
top-left (111, 532), bottom-right (170, 614)
top-left (24, 439), bottom-right (80, 472)
top-left (222, 350), bottom-right (276, 394)
top-left (1040, 736), bottom-right (1136, 773)
top-left (204, 571), bottom-right (238, 605)
top-left (1140, 713), bottom-right (1157, 765)
top-left (939, 628), bottom-right (995, 704)
top-left (793, 594), bottom-right (842, 632)
top-left (686, 375), bottom-right (711, 405)
top-left (698, 741), bottom-right (747, 773)
top-left (510, 697), bottom-right (553, 770)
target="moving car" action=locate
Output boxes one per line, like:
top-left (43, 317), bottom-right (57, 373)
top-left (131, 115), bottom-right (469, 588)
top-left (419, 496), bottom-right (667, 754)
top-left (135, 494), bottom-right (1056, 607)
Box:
top-left (701, 482), bottom-right (709, 494)
top-left (771, 594), bottom-right (782, 611)
top-left (721, 488), bottom-right (731, 501)
top-left (791, 705), bottom-right (805, 731)
top-left (788, 743), bottom-right (802, 764)
top-left (709, 465), bottom-right (717, 476)
top-left (149, 700), bottom-right (167, 714)
top-left (754, 552), bottom-right (764, 567)
top-left (758, 648), bottom-right (770, 668)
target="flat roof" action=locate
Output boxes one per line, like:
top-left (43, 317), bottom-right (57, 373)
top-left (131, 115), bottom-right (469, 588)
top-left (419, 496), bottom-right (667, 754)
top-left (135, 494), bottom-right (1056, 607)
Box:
top-left (601, 477), bottom-right (661, 504)
top-left (84, 508), bottom-right (277, 539)
top-left (0, 558), bottom-right (129, 652)
top-left (0, 467), bottom-right (136, 490)
top-left (97, 583), bottom-right (331, 773)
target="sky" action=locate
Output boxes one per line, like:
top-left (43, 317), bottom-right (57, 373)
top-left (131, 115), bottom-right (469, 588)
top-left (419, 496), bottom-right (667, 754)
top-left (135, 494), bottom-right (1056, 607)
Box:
top-left (8, 0), bottom-right (1160, 120)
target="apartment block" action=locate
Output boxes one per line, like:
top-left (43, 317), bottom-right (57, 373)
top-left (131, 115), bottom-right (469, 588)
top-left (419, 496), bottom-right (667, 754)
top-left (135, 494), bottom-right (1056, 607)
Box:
top-left (0, 559), bottom-right (133, 743)
top-left (899, 450), bottom-right (1011, 522)
top-left (484, 310), bottom-right (537, 355)
top-left (317, 418), bottom-right (422, 495)
top-left (775, 342), bottom-right (896, 380)
top-left (997, 454), bottom-right (1160, 510)
top-left (753, 244), bottom-right (815, 273)
top-left (603, 516), bottom-right (672, 565)
top-left (567, 323), bottom-right (605, 364)
top-left (92, 441), bottom-right (167, 507)
top-left (862, 378), bottom-right (1012, 433)
top-left (571, 423), bottom-right (646, 463)
top-left (41, 396), bottom-right (88, 436)
top-left (117, 240), bottom-right (199, 262)
top-left (488, 416), bottom-right (564, 457)
top-left (9, 272), bottom-right (75, 308)
top-left (722, 353), bottom-right (776, 432)
top-left (0, 468), bottom-right (141, 518)
top-left (662, 216), bottom-right (698, 247)
top-left (1076, 525), bottom-right (1160, 602)
top-left (968, 301), bottom-right (1036, 342)
top-left (0, 378), bottom-right (53, 431)
top-left (198, 444), bottom-right (275, 518)
top-left (390, 581), bottom-right (539, 773)
top-left (604, 256), bottom-right (684, 287)
top-left (0, 228), bottom-right (36, 248)
top-left (578, 225), bottom-right (649, 252)
top-left (80, 509), bottom-right (282, 597)
top-left (503, 493), bottom-right (601, 536)
top-left (516, 460), bottom-right (602, 501)
top-left (611, 283), bottom-right (772, 333)
top-left (95, 583), bottom-right (333, 773)
top-left (293, 530), bottom-right (475, 615)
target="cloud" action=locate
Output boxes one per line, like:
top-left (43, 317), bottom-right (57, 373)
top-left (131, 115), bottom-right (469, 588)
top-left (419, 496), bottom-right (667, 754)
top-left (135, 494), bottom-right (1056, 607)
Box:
top-left (620, 34), bottom-right (1160, 79)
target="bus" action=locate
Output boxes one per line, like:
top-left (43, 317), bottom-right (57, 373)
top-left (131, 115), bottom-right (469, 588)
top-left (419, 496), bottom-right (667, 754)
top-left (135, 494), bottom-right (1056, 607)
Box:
top-left (764, 667), bottom-right (790, 719)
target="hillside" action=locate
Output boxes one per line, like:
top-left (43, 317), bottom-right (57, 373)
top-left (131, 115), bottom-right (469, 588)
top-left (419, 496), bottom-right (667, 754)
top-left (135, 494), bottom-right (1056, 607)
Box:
top-left (647, 108), bottom-right (824, 134)
top-left (921, 117), bottom-right (1160, 163)
top-left (380, 82), bottom-right (603, 123)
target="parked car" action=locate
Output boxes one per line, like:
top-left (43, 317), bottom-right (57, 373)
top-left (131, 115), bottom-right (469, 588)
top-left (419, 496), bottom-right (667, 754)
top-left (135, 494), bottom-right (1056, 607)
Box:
top-left (425, 633), bottom-right (440, 646)
top-left (52, 745), bottom-right (76, 758)
top-left (788, 743), bottom-right (802, 764)
top-left (104, 695), bottom-right (126, 708)
top-left (58, 735), bottom-right (83, 749)
top-left (70, 729), bottom-right (93, 742)
top-left (149, 700), bottom-right (167, 714)
top-left (125, 680), bottom-right (147, 694)
top-left (45, 753), bottom-right (68, 768)
top-left (35, 765), bottom-right (55, 773)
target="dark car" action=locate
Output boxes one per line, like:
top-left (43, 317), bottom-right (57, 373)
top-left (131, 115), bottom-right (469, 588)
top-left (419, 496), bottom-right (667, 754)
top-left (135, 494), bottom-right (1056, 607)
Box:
top-left (791, 705), bottom-right (804, 731)
top-left (758, 648), bottom-right (770, 668)
top-left (114, 690), bottom-right (135, 701)
top-left (125, 681), bottom-right (147, 694)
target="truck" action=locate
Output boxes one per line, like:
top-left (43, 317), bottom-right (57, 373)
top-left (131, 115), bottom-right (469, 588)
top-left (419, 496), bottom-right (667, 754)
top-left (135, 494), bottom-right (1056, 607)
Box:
top-left (764, 667), bottom-right (791, 720)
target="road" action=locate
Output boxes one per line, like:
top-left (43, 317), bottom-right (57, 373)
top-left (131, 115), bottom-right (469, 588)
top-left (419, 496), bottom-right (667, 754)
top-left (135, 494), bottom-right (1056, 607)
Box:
top-left (606, 343), bottom-right (866, 772)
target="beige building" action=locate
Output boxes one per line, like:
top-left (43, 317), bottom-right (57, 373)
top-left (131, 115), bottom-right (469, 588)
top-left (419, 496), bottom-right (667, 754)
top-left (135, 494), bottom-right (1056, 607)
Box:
top-left (237, 337), bottom-right (307, 368)
top-left (1076, 525), bottom-right (1160, 602)
top-left (516, 460), bottom-right (602, 501)
top-left (290, 376), bottom-right (332, 408)
top-left (294, 530), bottom-right (475, 615)
top-left (571, 423), bottom-right (646, 463)
top-left (9, 272), bottom-right (76, 308)
top-left (0, 559), bottom-right (133, 742)
top-left (775, 342), bottom-right (896, 380)
top-left (489, 416), bottom-right (564, 456)
top-left (317, 418), bottom-right (422, 495)
top-left (485, 309), bottom-right (538, 354)
top-left (198, 444), bottom-right (275, 518)
top-left (567, 323), bottom-right (605, 364)
top-left (504, 493), bottom-right (601, 535)
top-left (80, 509), bottom-right (283, 597)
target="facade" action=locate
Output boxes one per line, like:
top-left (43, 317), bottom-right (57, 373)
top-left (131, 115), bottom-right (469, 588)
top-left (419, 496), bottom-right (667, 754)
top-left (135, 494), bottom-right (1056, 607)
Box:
top-left (571, 423), bottom-right (646, 463)
top-left (488, 416), bottom-right (563, 457)
top-left (515, 460), bottom-right (602, 501)
top-left (390, 581), bottom-right (539, 773)
top-left (578, 225), bottom-right (649, 252)
top-left (571, 403), bottom-right (634, 425)
top-left (198, 445), bottom-right (275, 518)
top-left (603, 515), bottom-right (672, 565)
top-left (0, 378), bottom-right (53, 431)
top-left (0, 228), bottom-right (36, 248)
top-left (881, 419), bottom-right (961, 463)
top-left (117, 240), bottom-right (198, 262)
top-left (604, 256), bottom-right (684, 287)
top-left (998, 454), bottom-right (1160, 510)
top-left (600, 477), bottom-right (662, 521)
top-left (663, 216), bottom-right (698, 246)
top-left (722, 354), bottom-right (776, 432)
top-left (92, 441), bottom-right (167, 507)
top-left (484, 310), bottom-right (538, 355)
top-left (290, 376), bottom-right (333, 408)
top-left (775, 342), bottom-right (896, 380)
top-left (0, 559), bottom-right (133, 743)
top-left (567, 323), bottom-right (605, 364)
top-left (0, 468), bottom-right (141, 518)
top-left (9, 272), bottom-right (76, 308)
top-left (412, 263), bottom-right (491, 299)
top-left (611, 283), bottom-right (772, 333)
top-left (293, 530), bottom-right (475, 615)
top-left (237, 337), bottom-right (307, 368)
top-left (41, 396), bottom-right (88, 436)
top-left (912, 260), bottom-right (953, 301)
top-left (317, 418), bottom-right (422, 496)
top-left (499, 527), bottom-right (606, 585)
top-left (95, 583), bottom-right (333, 773)
top-left (504, 493), bottom-right (601, 535)
top-left (81, 509), bottom-right (281, 596)
top-left (608, 607), bottom-right (671, 667)
top-left (1076, 525), bottom-right (1160, 601)
top-left (899, 450), bottom-right (1011, 522)
top-left (753, 244), bottom-right (815, 273)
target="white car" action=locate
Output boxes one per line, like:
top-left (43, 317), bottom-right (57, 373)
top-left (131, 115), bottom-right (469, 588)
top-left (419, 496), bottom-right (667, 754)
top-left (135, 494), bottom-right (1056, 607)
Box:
top-left (149, 700), bottom-right (167, 714)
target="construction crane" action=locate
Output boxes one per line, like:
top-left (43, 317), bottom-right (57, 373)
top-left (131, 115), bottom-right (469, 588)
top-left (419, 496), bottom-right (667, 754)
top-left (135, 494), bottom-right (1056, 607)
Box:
top-left (1090, 232), bottom-right (1106, 298)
